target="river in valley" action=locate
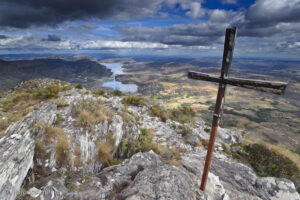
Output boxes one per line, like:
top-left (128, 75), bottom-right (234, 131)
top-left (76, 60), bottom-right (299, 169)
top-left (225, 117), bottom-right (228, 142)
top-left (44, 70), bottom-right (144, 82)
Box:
top-left (101, 63), bottom-right (138, 93)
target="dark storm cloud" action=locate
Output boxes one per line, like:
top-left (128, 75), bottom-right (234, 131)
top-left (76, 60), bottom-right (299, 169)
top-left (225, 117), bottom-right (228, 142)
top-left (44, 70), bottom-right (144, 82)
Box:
top-left (245, 0), bottom-right (300, 25)
top-left (116, 22), bottom-right (227, 46)
top-left (42, 34), bottom-right (61, 42)
top-left (117, 0), bottom-right (300, 46)
top-left (0, 35), bottom-right (8, 39)
top-left (0, 0), bottom-right (163, 28)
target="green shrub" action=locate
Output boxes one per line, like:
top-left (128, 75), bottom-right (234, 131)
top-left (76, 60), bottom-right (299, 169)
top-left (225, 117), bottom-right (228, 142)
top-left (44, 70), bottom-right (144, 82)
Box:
top-left (64, 171), bottom-right (77, 191)
top-left (123, 96), bottom-right (145, 106)
top-left (112, 90), bottom-right (123, 96)
top-left (116, 129), bottom-right (162, 159)
top-left (55, 113), bottom-right (62, 125)
top-left (233, 143), bottom-right (300, 193)
top-left (34, 85), bottom-right (60, 99)
top-left (93, 90), bottom-right (105, 96)
top-left (169, 106), bottom-right (195, 124)
top-left (75, 83), bottom-right (83, 89)
top-left (204, 127), bottom-right (210, 133)
top-left (56, 102), bottom-right (69, 108)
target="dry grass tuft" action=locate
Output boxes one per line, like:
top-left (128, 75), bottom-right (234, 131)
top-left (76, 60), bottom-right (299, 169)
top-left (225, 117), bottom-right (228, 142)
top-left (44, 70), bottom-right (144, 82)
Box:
top-left (73, 147), bottom-right (81, 167)
top-left (44, 126), bottom-right (65, 144)
top-left (0, 130), bottom-right (5, 137)
top-left (77, 110), bottom-right (96, 127)
top-left (96, 141), bottom-right (115, 167)
top-left (56, 131), bottom-right (70, 167)
top-left (149, 105), bottom-right (168, 122)
top-left (34, 138), bottom-right (46, 160)
top-left (72, 99), bottom-right (112, 129)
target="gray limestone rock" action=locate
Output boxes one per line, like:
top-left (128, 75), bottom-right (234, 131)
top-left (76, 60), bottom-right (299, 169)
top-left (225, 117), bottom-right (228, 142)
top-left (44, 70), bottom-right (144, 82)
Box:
top-left (27, 187), bottom-right (42, 198)
top-left (0, 84), bottom-right (299, 200)
top-left (0, 103), bottom-right (57, 200)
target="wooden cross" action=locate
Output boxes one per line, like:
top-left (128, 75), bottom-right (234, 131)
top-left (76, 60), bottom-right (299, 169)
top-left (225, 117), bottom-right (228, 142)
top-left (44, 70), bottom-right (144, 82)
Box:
top-left (188, 27), bottom-right (288, 191)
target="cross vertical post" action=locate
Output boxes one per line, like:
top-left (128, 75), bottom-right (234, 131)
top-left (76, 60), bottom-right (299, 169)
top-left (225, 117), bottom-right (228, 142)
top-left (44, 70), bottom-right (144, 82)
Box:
top-left (188, 27), bottom-right (288, 191)
top-left (200, 27), bottom-right (236, 190)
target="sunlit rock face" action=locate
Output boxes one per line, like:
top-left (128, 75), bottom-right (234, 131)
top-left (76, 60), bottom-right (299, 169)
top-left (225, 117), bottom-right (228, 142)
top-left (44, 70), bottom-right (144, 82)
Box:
top-left (0, 79), bottom-right (299, 200)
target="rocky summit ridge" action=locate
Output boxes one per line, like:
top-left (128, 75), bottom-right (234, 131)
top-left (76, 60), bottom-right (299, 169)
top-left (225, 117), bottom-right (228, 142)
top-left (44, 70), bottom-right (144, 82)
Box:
top-left (0, 79), bottom-right (299, 200)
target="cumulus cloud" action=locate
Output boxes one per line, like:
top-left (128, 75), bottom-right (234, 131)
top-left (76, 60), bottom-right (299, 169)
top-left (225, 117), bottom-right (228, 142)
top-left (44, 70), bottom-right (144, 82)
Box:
top-left (0, 0), bottom-right (163, 28)
top-left (165, 0), bottom-right (206, 18)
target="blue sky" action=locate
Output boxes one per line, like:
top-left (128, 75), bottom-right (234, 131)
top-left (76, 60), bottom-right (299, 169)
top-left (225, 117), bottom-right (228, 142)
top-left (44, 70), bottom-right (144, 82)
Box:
top-left (0, 0), bottom-right (299, 59)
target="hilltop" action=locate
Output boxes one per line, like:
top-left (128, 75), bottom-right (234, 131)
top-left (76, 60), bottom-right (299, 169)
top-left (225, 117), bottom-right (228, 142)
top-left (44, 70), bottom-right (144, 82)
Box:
top-left (0, 79), bottom-right (299, 200)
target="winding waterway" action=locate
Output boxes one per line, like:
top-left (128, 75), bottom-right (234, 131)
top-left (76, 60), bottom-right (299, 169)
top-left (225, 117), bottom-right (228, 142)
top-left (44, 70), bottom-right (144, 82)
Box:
top-left (101, 63), bottom-right (138, 93)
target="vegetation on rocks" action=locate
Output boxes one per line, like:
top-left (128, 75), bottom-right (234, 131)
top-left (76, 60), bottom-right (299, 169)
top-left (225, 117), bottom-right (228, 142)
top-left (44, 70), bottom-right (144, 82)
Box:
top-left (71, 99), bottom-right (112, 129)
top-left (116, 128), bottom-right (163, 160)
top-left (112, 90), bottom-right (123, 96)
top-left (55, 130), bottom-right (70, 167)
top-left (93, 89), bottom-right (105, 96)
top-left (96, 133), bottom-right (120, 167)
top-left (231, 143), bottom-right (300, 193)
top-left (56, 102), bottom-right (69, 108)
top-left (149, 105), bottom-right (168, 122)
top-left (123, 96), bottom-right (145, 106)
top-left (149, 104), bottom-right (195, 124)
top-left (34, 138), bottom-right (46, 160)
top-left (0, 79), bottom-right (74, 137)
top-left (169, 105), bottom-right (195, 124)
top-left (74, 83), bottom-right (83, 89)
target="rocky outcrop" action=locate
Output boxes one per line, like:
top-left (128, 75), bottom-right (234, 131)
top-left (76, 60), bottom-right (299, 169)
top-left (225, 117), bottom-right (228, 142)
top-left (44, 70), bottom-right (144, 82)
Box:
top-left (0, 80), bottom-right (299, 200)
top-left (0, 103), bottom-right (57, 200)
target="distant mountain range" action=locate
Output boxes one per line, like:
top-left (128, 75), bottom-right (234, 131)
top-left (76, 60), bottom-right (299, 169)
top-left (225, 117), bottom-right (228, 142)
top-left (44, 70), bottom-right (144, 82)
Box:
top-left (0, 55), bottom-right (112, 91)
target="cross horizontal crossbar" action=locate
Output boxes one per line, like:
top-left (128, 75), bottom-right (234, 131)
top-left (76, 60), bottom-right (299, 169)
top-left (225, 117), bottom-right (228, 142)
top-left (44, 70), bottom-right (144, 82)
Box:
top-left (188, 71), bottom-right (288, 95)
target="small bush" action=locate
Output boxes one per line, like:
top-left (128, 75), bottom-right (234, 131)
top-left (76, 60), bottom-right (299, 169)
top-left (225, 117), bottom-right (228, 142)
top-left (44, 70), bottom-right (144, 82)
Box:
top-left (233, 143), bottom-right (300, 193)
top-left (204, 127), bottom-right (211, 133)
top-left (34, 85), bottom-right (60, 99)
top-left (71, 99), bottom-right (111, 128)
top-left (56, 102), bottom-right (69, 108)
top-left (75, 83), bottom-right (83, 89)
top-left (112, 90), bottom-right (123, 96)
top-left (65, 171), bottom-right (77, 191)
top-left (116, 128), bottom-right (163, 160)
top-left (169, 106), bottom-right (195, 124)
top-left (93, 90), bottom-right (105, 96)
top-left (123, 96), bottom-right (144, 106)
top-left (150, 105), bottom-right (168, 122)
